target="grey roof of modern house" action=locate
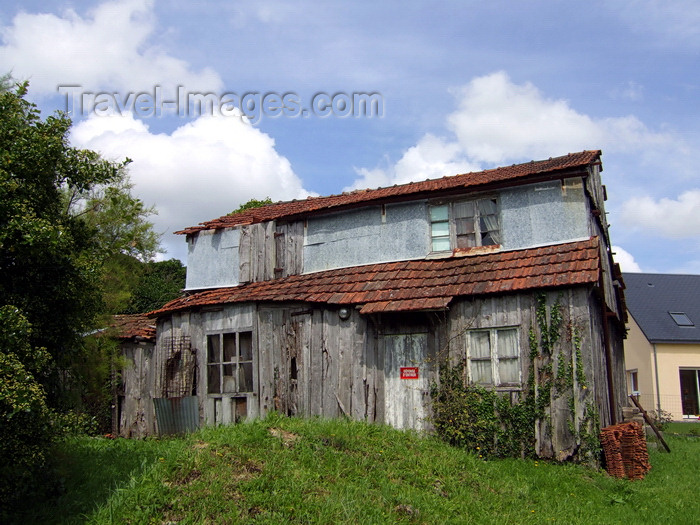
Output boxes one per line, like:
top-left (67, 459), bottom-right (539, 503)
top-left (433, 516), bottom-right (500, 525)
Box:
top-left (623, 272), bottom-right (700, 344)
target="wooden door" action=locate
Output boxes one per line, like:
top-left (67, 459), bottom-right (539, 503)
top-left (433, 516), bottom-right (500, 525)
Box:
top-left (382, 333), bottom-right (429, 431)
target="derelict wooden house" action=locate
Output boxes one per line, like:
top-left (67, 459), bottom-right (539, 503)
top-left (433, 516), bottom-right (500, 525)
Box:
top-left (147, 150), bottom-right (626, 459)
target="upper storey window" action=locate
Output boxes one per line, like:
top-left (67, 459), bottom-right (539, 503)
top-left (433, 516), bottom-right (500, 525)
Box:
top-left (430, 197), bottom-right (500, 252)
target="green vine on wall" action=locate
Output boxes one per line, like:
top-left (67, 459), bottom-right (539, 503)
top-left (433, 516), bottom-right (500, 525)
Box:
top-left (430, 292), bottom-right (601, 463)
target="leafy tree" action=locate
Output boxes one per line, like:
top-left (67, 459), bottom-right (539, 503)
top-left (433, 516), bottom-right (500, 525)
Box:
top-left (229, 196), bottom-right (273, 215)
top-left (0, 306), bottom-right (54, 516)
top-left (0, 81), bottom-right (122, 395)
top-left (125, 258), bottom-right (186, 313)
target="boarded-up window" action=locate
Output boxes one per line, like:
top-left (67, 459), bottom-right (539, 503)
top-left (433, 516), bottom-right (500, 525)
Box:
top-left (467, 328), bottom-right (520, 387)
top-left (207, 331), bottom-right (254, 394)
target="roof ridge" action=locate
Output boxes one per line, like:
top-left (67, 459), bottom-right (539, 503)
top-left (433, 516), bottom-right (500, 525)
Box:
top-left (176, 150), bottom-right (602, 235)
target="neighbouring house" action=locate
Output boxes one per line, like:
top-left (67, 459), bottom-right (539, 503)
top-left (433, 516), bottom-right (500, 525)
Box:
top-left (623, 273), bottom-right (700, 420)
top-left (138, 150), bottom-right (626, 459)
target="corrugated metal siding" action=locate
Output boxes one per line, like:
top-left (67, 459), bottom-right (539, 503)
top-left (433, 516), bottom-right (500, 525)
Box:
top-left (153, 396), bottom-right (199, 435)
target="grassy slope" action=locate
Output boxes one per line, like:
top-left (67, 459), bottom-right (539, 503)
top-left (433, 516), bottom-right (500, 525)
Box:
top-left (22, 416), bottom-right (700, 524)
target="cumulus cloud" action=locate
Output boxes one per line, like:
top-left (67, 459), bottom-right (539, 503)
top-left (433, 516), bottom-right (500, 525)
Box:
top-left (612, 246), bottom-right (643, 273)
top-left (0, 0), bottom-right (221, 96)
top-left (620, 191), bottom-right (700, 238)
top-left (71, 112), bottom-right (311, 259)
top-left (347, 134), bottom-right (480, 191)
top-left (351, 71), bottom-right (674, 188)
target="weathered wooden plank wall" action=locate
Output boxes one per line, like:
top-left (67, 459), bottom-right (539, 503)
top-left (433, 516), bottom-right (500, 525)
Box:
top-left (118, 341), bottom-right (156, 438)
top-left (239, 222), bottom-right (285, 283)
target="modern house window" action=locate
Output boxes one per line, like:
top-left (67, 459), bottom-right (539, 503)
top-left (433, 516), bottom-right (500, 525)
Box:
top-left (207, 331), bottom-right (254, 394)
top-left (679, 368), bottom-right (700, 418)
top-left (628, 370), bottom-right (639, 395)
top-left (430, 197), bottom-right (500, 252)
top-left (467, 327), bottom-right (520, 386)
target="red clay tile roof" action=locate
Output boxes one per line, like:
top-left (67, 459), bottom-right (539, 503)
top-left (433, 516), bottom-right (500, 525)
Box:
top-left (177, 150), bottom-right (602, 235)
top-left (111, 314), bottom-right (156, 342)
top-left (150, 237), bottom-right (601, 317)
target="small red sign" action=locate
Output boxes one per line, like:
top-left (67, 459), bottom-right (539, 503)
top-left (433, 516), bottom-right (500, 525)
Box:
top-left (400, 367), bottom-right (419, 379)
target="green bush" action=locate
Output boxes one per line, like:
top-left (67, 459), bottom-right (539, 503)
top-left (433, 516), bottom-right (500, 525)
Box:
top-left (0, 306), bottom-right (55, 518)
top-left (0, 352), bottom-right (55, 515)
top-left (430, 360), bottom-right (536, 458)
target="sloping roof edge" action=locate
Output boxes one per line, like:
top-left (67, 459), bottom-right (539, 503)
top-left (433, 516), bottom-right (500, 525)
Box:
top-left (150, 237), bottom-right (602, 318)
top-left (110, 314), bottom-right (156, 343)
top-left (177, 150), bottom-right (602, 235)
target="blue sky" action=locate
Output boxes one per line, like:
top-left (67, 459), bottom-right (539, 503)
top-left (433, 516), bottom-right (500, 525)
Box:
top-left (2, 0), bottom-right (700, 273)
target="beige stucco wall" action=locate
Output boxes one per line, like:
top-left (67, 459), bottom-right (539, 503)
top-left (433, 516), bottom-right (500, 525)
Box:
top-left (624, 316), bottom-right (655, 398)
top-left (654, 343), bottom-right (700, 419)
top-left (624, 313), bottom-right (700, 420)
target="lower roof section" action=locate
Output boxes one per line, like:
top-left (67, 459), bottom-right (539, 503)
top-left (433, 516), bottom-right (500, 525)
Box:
top-left (149, 237), bottom-right (602, 318)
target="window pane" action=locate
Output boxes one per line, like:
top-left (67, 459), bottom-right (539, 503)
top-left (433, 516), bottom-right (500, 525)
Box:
top-left (239, 362), bottom-right (254, 392)
top-left (455, 217), bottom-right (475, 235)
top-left (456, 232), bottom-right (476, 249)
top-left (223, 364), bottom-right (236, 393)
top-left (207, 335), bottom-right (220, 364)
top-left (239, 332), bottom-right (253, 361)
top-left (223, 333), bottom-right (237, 362)
top-left (478, 198), bottom-right (497, 215)
top-left (497, 329), bottom-right (518, 358)
top-left (431, 221), bottom-right (449, 238)
top-left (432, 237), bottom-right (451, 252)
top-left (498, 358), bottom-right (520, 384)
top-left (430, 205), bottom-right (448, 222)
top-left (471, 360), bottom-right (492, 384)
top-left (470, 331), bottom-right (491, 359)
top-left (207, 364), bottom-right (220, 394)
top-left (454, 201), bottom-right (475, 219)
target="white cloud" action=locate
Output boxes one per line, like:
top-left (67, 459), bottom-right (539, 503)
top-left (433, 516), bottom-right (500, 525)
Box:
top-left (447, 72), bottom-right (673, 164)
top-left (0, 0), bottom-right (221, 96)
top-left (347, 133), bottom-right (480, 191)
top-left (70, 112), bottom-right (311, 259)
top-left (620, 191), bottom-right (700, 238)
top-left (612, 246), bottom-right (643, 273)
top-left (351, 71), bottom-right (674, 188)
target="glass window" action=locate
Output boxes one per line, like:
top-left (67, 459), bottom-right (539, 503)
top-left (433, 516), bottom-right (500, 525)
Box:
top-left (430, 197), bottom-right (500, 252)
top-left (207, 331), bottom-right (254, 394)
top-left (468, 328), bottom-right (520, 386)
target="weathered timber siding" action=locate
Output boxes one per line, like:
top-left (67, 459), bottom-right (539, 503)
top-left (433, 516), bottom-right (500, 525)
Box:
top-left (145, 285), bottom-right (623, 454)
top-left (239, 222), bottom-right (277, 284)
top-left (256, 305), bottom-right (377, 423)
top-left (117, 341), bottom-right (156, 438)
top-left (445, 289), bottom-right (614, 460)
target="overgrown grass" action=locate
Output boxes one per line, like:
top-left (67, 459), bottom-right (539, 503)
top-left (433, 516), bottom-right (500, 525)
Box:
top-left (16, 415), bottom-right (700, 524)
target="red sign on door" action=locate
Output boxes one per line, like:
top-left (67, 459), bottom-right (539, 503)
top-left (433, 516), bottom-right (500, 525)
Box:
top-left (400, 367), bottom-right (419, 379)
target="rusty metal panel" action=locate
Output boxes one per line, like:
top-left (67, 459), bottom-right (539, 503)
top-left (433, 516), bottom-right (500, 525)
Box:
top-left (153, 396), bottom-right (199, 435)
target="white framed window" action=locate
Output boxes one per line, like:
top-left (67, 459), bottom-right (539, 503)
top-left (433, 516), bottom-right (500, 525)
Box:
top-left (430, 197), bottom-right (500, 252)
top-left (628, 370), bottom-right (639, 396)
top-left (467, 327), bottom-right (520, 387)
top-left (207, 331), bottom-right (254, 394)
